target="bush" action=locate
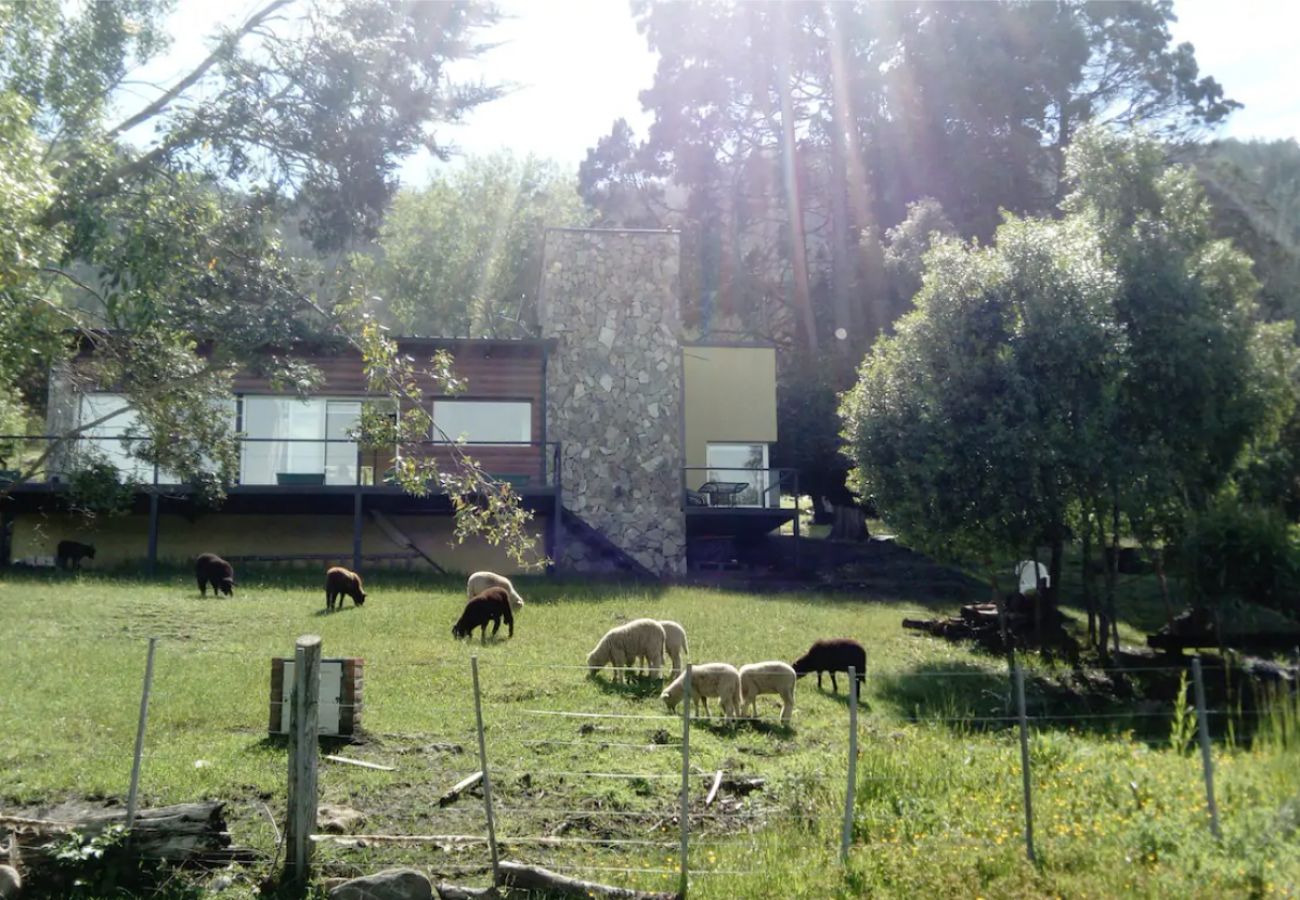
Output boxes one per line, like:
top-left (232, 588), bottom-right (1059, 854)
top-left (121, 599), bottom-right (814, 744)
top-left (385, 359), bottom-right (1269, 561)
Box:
top-left (1178, 498), bottom-right (1299, 617)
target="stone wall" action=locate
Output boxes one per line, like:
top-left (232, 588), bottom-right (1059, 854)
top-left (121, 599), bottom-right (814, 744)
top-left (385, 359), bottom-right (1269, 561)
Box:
top-left (540, 229), bottom-right (686, 577)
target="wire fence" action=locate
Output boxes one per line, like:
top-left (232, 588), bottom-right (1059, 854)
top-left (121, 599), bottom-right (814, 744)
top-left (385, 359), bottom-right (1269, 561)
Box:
top-left (3, 637), bottom-right (1297, 894)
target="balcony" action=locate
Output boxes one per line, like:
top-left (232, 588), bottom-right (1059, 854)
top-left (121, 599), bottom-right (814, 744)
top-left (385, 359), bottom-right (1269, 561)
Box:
top-left (0, 434), bottom-right (561, 513)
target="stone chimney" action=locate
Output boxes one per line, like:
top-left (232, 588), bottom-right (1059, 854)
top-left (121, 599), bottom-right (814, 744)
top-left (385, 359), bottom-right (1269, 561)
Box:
top-left (539, 228), bottom-right (686, 576)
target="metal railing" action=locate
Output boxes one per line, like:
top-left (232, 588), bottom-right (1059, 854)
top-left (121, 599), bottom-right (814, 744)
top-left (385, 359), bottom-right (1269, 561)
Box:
top-left (680, 465), bottom-right (798, 510)
top-left (0, 434), bottom-right (562, 492)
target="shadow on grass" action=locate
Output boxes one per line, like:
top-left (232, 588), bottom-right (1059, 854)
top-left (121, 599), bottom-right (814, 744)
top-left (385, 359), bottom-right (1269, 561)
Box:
top-left (255, 733), bottom-right (358, 753)
top-left (589, 672), bottom-right (665, 700)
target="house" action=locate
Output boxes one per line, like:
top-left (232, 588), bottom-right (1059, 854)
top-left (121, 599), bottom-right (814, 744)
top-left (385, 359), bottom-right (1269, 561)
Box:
top-left (1, 228), bottom-right (795, 577)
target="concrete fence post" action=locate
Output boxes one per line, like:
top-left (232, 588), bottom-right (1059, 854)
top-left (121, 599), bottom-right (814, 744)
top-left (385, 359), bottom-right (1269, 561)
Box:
top-left (126, 637), bottom-right (157, 832)
top-left (1013, 659), bottom-right (1036, 864)
top-left (1191, 656), bottom-right (1222, 840)
top-left (471, 656), bottom-right (501, 884)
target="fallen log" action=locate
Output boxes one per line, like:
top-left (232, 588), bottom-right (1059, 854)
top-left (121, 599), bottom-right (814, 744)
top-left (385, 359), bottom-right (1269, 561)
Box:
top-left (434, 884), bottom-right (499, 894)
top-left (435, 884), bottom-right (500, 900)
top-left (439, 771), bottom-right (484, 807)
top-left (0, 802), bottom-right (256, 881)
top-left (498, 860), bottom-right (677, 899)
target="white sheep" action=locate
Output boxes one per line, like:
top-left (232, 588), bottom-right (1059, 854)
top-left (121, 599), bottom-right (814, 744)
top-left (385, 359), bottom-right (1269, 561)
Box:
top-left (661, 663), bottom-right (742, 719)
top-left (467, 571), bottom-right (525, 613)
top-left (739, 661), bottom-right (797, 725)
top-left (658, 620), bottom-right (689, 677)
top-left (586, 619), bottom-right (666, 683)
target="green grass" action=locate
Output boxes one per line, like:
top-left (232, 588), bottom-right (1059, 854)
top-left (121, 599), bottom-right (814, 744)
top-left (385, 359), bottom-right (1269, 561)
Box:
top-left (1, 567), bottom-right (1297, 898)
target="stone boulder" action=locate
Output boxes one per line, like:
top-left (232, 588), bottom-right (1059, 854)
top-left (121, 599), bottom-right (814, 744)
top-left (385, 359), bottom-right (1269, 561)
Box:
top-left (327, 868), bottom-right (433, 900)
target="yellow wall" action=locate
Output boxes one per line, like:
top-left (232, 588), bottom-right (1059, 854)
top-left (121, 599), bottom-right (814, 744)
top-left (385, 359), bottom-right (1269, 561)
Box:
top-left (11, 512), bottom-right (547, 576)
top-left (682, 345), bottom-right (778, 480)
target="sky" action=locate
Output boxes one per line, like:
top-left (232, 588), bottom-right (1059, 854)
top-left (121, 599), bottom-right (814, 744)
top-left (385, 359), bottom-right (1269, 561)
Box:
top-left (125, 0), bottom-right (1298, 187)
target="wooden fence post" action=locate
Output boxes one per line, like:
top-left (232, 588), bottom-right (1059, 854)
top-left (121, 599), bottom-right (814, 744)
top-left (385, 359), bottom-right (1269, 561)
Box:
top-left (679, 664), bottom-right (692, 898)
top-left (126, 637), bottom-right (157, 831)
top-left (1014, 659), bottom-right (1036, 864)
top-left (470, 656), bottom-right (500, 885)
top-left (285, 635), bottom-right (321, 884)
top-left (841, 665), bottom-right (858, 863)
top-left (1191, 656), bottom-right (1222, 840)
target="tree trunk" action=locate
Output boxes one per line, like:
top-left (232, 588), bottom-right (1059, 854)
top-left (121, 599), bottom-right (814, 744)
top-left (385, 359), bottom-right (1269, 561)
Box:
top-left (1081, 522), bottom-right (1096, 648)
top-left (1107, 499), bottom-right (1121, 655)
top-left (774, 18), bottom-right (818, 356)
top-left (828, 503), bottom-right (869, 541)
top-left (1153, 548), bottom-right (1176, 630)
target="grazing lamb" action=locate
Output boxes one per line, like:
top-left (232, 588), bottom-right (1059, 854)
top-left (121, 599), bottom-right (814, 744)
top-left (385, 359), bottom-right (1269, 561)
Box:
top-left (453, 587), bottom-right (514, 643)
top-left (658, 620), bottom-right (689, 678)
top-left (55, 540), bottom-right (95, 571)
top-left (791, 638), bottom-right (866, 693)
top-left (586, 619), bottom-right (666, 683)
top-left (325, 566), bottom-right (367, 611)
top-left (661, 663), bottom-right (742, 719)
top-left (195, 553), bottom-right (235, 597)
top-left (739, 661), bottom-right (797, 724)
top-left (466, 571), bottom-right (525, 612)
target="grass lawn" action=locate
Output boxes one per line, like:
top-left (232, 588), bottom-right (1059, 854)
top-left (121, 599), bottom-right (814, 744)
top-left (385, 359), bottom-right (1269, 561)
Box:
top-left (2, 567), bottom-right (1297, 899)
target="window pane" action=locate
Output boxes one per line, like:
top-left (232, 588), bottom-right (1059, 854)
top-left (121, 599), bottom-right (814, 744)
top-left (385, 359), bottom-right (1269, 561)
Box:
top-left (79, 394), bottom-right (152, 482)
top-left (433, 401), bottom-right (531, 444)
top-left (241, 397), bottom-right (325, 485)
top-left (705, 442), bottom-right (769, 507)
top-left (325, 401), bottom-right (361, 485)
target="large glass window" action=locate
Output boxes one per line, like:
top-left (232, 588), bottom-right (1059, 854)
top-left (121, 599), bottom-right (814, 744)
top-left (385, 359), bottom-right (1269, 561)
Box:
top-left (78, 393), bottom-right (154, 482)
top-left (239, 397), bottom-right (363, 486)
top-left (432, 401), bottom-right (531, 444)
top-left (705, 442), bottom-right (771, 507)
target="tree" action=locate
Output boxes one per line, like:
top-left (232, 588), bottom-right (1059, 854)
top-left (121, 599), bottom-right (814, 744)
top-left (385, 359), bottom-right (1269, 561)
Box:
top-left (0, 0), bottom-right (546, 566)
top-left (364, 153), bottom-right (591, 338)
top-left (842, 128), bottom-right (1295, 657)
top-left (584, 0), bottom-right (1235, 523)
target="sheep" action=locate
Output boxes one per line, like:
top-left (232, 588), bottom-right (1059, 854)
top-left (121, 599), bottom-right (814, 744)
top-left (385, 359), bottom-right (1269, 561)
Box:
top-left (791, 638), bottom-right (866, 693)
top-left (55, 540), bottom-right (95, 571)
top-left (467, 571), bottom-right (525, 613)
top-left (661, 663), bottom-right (742, 719)
top-left (453, 587), bottom-right (514, 643)
top-left (658, 620), bottom-right (689, 678)
top-left (738, 661), bottom-right (797, 724)
top-left (195, 553), bottom-right (235, 597)
top-left (586, 618), bottom-right (665, 683)
top-left (325, 566), bottom-right (367, 611)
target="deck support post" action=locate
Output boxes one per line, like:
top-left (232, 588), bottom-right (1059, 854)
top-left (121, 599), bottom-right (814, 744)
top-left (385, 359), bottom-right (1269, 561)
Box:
top-left (146, 492), bottom-right (160, 576)
top-left (351, 491), bottom-right (363, 574)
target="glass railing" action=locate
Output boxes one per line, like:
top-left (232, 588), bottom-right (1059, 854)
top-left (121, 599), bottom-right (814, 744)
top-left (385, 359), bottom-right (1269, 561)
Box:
top-left (0, 435), bottom-right (561, 491)
top-left (680, 466), bottom-right (797, 509)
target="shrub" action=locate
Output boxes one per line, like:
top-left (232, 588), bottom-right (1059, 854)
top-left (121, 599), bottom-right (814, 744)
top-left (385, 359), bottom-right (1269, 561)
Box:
top-left (1178, 498), bottom-right (1299, 617)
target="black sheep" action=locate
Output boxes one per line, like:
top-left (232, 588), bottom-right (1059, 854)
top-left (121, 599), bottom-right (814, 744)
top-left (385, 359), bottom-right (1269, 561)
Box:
top-left (325, 566), bottom-right (367, 611)
top-left (452, 587), bottom-right (514, 644)
top-left (791, 638), bottom-right (866, 693)
top-left (56, 540), bottom-right (95, 571)
top-left (195, 553), bottom-right (235, 597)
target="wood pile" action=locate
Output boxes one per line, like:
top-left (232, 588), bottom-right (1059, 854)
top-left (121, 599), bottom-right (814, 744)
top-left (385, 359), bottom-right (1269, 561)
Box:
top-left (903, 593), bottom-right (1077, 652)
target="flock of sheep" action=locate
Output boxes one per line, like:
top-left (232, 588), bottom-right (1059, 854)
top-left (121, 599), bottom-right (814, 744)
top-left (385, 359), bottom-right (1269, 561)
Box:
top-left (463, 571), bottom-right (868, 727)
top-left (190, 554), bottom-right (868, 726)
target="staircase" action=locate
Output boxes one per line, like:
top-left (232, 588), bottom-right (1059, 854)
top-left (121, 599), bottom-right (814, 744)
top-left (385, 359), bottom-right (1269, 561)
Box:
top-left (558, 507), bottom-right (659, 580)
top-left (369, 509), bottom-right (447, 574)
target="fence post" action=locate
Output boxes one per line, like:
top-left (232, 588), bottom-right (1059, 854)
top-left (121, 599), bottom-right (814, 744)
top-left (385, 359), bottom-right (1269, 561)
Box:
top-left (126, 637), bottom-right (157, 832)
top-left (471, 656), bottom-right (501, 885)
top-left (678, 664), bottom-right (692, 898)
top-left (1013, 659), bottom-right (1036, 864)
top-left (285, 634), bottom-right (321, 884)
top-left (840, 665), bottom-right (859, 863)
top-left (1190, 656), bottom-right (1222, 840)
